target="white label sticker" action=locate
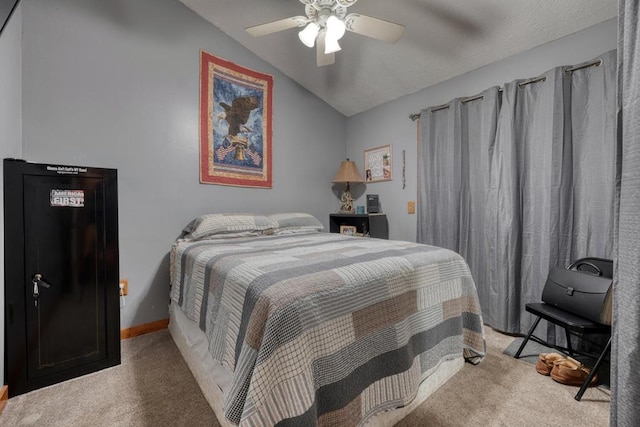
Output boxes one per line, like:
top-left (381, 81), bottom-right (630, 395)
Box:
top-left (47, 166), bottom-right (87, 175)
top-left (50, 189), bottom-right (85, 207)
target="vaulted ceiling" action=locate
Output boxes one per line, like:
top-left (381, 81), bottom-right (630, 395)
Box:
top-left (181, 0), bottom-right (617, 116)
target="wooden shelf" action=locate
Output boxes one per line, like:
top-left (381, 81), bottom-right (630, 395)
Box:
top-left (329, 213), bottom-right (389, 239)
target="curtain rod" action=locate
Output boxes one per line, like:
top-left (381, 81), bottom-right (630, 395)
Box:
top-left (566, 58), bottom-right (602, 73)
top-left (409, 58), bottom-right (603, 121)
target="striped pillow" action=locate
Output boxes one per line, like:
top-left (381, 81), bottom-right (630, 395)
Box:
top-left (269, 213), bottom-right (324, 234)
top-left (182, 213), bottom-right (276, 240)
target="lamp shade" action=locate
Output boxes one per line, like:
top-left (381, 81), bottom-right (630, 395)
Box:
top-left (326, 16), bottom-right (346, 40)
top-left (324, 35), bottom-right (341, 54)
top-left (332, 159), bottom-right (364, 183)
top-left (299, 22), bottom-right (320, 48)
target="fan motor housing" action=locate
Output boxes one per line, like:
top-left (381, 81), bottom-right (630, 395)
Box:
top-left (305, 3), bottom-right (347, 23)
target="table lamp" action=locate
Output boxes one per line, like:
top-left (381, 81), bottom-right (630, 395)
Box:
top-left (332, 158), bottom-right (364, 213)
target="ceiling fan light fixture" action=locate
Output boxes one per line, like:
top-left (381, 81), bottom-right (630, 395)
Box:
top-left (324, 35), bottom-right (341, 54)
top-left (245, 0), bottom-right (406, 67)
top-left (299, 22), bottom-right (320, 48)
top-left (326, 15), bottom-right (346, 40)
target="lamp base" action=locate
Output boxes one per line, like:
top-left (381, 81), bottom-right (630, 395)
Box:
top-left (339, 184), bottom-right (355, 214)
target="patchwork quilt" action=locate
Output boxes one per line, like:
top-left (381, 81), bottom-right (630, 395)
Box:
top-left (170, 232), bottom-right (485, 426)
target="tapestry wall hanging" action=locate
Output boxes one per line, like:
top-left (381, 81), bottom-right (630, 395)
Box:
top-left (200, 51), bottom-right (273, 188)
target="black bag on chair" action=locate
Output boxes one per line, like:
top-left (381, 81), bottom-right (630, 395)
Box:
top-left (541, 267), bottom-right (613, 325)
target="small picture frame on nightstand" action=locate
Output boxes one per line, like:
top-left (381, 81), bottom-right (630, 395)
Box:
top-left (340, 225), bottom-right (357, 236)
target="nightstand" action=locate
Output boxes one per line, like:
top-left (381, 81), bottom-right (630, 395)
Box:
top-left (329, 213), bottom-right (389, 239)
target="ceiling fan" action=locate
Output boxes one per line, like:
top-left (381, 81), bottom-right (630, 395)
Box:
top-left (246, 0), bottom-right (405, 67)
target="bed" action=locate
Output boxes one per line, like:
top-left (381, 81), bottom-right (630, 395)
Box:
top-left (168, 213), bottom-right (485, 426)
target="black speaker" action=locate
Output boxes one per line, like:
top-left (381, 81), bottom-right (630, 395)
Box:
top-left (367, 194), bottom-right (380, 213)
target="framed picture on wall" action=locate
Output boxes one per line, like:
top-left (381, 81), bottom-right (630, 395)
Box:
top-left (364, 144), bottom-right (392, 182)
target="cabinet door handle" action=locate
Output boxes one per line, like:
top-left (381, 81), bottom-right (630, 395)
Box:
top-left (32, 273), bottom-right (52, 289)
top-left (31, 273), bottom-right (52, 308)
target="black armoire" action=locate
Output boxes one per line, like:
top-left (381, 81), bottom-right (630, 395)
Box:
top-left (3, 159), bottom-right (120, 396)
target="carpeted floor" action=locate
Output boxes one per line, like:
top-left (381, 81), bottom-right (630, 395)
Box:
top-left (398, 328), bottom-right (610, 426)
top-left (2, 331), bottom-right (217, 426)
top-left (1, 327), bottom-right (610, 426)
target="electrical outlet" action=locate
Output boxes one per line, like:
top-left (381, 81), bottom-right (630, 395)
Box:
top-left (407, 201), bottom-right (416, 214)
top-left (119, 279), bottom-right (128, 296)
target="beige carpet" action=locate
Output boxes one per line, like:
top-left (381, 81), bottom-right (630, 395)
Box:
top-left (398, 328), bottom-right (610, 427)
top-left (1, 327), bottom-right (610, 426)
top-left (1, 331), bottom-right (216, 426)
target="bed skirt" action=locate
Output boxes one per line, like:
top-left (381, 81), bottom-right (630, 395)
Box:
top-left (168, 302), bottom-right (464, 426)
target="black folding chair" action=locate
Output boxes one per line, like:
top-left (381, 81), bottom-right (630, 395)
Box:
top-left (514, 257), bottom-right (613, 401)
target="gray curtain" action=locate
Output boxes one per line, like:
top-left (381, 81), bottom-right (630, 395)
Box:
top-left (417, 51), bottom-right (617, 342)
top-left (612, 1), bottom-right (640, 424)
top-left (418, 88), bottom-right (501, 326)
top-left (490, 67), bottom-right (573, 335)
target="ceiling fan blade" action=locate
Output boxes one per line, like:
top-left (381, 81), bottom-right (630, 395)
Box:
top-left (344, 13), bottom-right (405, 43)
top-left (316, 33), bottom-right (335, 67)
top-left (246, 16), bottom-right (307, 37)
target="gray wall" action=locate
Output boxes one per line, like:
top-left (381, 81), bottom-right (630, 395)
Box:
top-left (0, 1), bottom-right (22, 388)
top-left (346, 18), bottom-right (618, 242)
top-left (20, 0), bottom-right (347, 329)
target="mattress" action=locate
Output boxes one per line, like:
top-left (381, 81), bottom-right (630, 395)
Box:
top-left (170, 231), bottom-right (485, 426)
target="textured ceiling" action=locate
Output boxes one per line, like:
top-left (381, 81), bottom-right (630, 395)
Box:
top-left (180, 0), bottom-right (616, 116)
